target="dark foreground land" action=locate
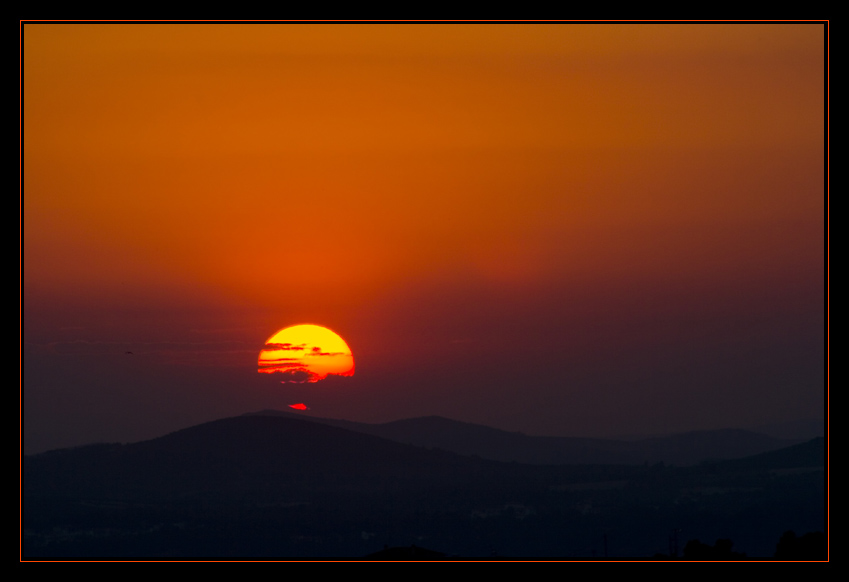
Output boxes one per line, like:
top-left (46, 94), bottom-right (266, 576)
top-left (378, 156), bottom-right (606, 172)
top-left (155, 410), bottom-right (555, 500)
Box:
top-left (23, 415), bottom-right (826, 559)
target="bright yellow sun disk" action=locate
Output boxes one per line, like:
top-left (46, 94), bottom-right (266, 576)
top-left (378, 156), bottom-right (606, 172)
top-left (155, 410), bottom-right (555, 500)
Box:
top-left (258, 324), bottom-right (354, 382)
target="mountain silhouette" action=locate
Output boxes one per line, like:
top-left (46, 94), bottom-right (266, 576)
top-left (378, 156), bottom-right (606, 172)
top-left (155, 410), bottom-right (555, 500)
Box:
top-left (246, 409), bottom-right (801, 466)
top-left (23, 414), bottom-right (825, 558)
top-left (25, 415), bottom-right (498, 500)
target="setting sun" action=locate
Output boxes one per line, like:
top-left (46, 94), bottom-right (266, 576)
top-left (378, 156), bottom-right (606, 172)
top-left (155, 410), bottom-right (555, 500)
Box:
top-left (258, 324), bottom-right (355, 383)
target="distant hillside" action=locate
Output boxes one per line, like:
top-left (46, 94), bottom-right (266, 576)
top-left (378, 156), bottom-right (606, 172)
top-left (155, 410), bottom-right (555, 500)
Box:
top-left (750, 419), bottom-right (824, 440)
top-left (24, 415), bottom-right (494, 500)
top-left (24, 414), bottom-right (825, 558)
top-left (247, 410), bottom-right (800, 466)
top-left (717, 437), bottom-right (825, 470)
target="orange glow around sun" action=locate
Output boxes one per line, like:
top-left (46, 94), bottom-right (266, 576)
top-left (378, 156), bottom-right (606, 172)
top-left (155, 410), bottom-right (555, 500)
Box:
top-left (258, 324), bottom-right (355, 383)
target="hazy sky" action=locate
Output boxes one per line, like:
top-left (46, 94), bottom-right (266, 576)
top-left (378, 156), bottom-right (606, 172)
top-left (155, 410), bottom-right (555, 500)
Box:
top-left (23, 23), bottom-right (825, 453)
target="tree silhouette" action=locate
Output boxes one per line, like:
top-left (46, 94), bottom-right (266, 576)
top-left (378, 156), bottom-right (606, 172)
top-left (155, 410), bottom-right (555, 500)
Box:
top-left (774, 530), bottom-right (827, 560)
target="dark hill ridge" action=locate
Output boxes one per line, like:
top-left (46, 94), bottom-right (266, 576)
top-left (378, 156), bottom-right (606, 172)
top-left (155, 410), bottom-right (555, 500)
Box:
top-left (23, 414), bottom-right (825, 558)
top-left (719, 436), bottom-right (825, 470)
top-left (246, 410), bottom-right (800, 466)
top-left (24, 415), bottom-right (505, 501)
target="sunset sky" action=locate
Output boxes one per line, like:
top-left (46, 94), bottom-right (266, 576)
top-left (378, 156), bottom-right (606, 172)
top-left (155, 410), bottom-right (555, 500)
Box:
top-left (23, 23), bottom-right (826, 453)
